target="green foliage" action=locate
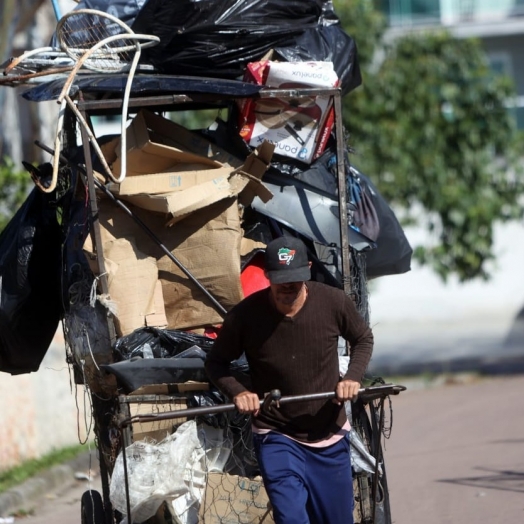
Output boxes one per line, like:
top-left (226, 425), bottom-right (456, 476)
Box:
top-left (333, 0), bottom-right (387, 69)
top-left (0, 157), bottom-right (31, 232)
top-left (334, 1), bottom-right (524, 281)
top-left (0, 444), bottom-right (87, 493)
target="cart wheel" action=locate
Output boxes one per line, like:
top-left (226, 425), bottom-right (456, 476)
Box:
top-left (81, 489), bottom-right (106, 524)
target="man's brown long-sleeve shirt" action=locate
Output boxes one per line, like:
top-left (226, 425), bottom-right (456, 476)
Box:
top-left (204, 281), bottom-right (374, 442)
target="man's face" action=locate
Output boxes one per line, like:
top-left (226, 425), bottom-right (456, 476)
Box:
top-left (269, 281), bottom-right (304, 307)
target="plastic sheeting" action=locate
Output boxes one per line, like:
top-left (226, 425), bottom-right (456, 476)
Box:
top-left (102, 358), bottom-right (208, 392)
top-left (251, 172), bottom-right (375, 252)
top-left (107, 327), bottom-right (251, 393)
top-left (110, 420), bottom-right (202, 523)
top-left (62, 0), bottom-right (146, 32)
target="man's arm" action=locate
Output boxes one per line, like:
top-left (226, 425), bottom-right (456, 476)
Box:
top-left (204, 310), bottom-right (260, 414)
top-left (340, 292), bottom-right (374, 386)
top-left (204, 320), bottom-right (246, 398)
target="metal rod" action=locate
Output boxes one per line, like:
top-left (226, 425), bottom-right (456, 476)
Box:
top-left (34, 140), bottom-right (228, 317)
top-left (121, 402), bottom-right (237, 427)
top-left (371, 398), bottom-right (386, 523)
top-left (333, 90), bottom-right (352, 296)
top-left (276, 391), bottom-right (336, 404)
top-left (119, 384), bottom-right (406, 427)
top-left (121, 433), bottom-right (133, 524)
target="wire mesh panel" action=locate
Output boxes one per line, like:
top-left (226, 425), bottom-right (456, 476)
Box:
top-left (199, 473), bottom-right (273, 524)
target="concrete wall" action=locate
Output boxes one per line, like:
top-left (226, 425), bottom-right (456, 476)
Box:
top-left (368, 220), bottom-right (524, 374)
top-left (0, 328), bottom-right (89, 472)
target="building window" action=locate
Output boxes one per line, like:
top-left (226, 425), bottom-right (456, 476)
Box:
top-left (376, 0), bottom-right (441, 26)
top-left (488, 52), bottom-right (513, 78)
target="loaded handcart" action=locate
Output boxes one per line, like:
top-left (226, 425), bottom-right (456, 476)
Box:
top-left (0, 3), bottom-right (413, 524)
top-left (59, 81), bottom-right (404, 524)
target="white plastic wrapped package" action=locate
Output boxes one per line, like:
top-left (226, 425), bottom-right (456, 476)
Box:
top-left (345, 402), bottom-right (383, 476)
top-left (169, 424), bottom-right (233, 524)
top-left (110, 420), bottom-right (201, 523)
top-left (199, 424), bottom-right (233, 473)
top-left (349, 427), bottom-right (383, 476)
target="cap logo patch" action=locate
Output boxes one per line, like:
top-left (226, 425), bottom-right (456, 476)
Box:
top-left (277, 247), bottom-right (296, 265)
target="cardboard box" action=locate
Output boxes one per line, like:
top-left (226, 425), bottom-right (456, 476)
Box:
top-left (121, 175), bottom-right (233, 218)
top-left (108, 166), bottom-right (234, 196)
top-left (126, 396), bottom-right (188, 442)
top-left (200, 473), bottom-right (274, 524)
top-left (239, 61), bottom-right (338, 164)
top-left (119, 142), bottom-right (274, 223)
top-left (116, 109), bottom-right (244, 171)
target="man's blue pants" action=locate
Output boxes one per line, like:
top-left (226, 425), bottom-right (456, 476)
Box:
top-left (253, 431), bottom-right (354, 524)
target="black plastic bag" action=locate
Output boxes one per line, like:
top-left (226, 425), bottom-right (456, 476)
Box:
top-left (49, 0), bottom-right (146, 48)
top-left (270, 149), bottom-right (411, 278)
top-left (113, 326), bottom-right (215, 361)
top-left (275, 6), bottom-right (361, 96)
top-left (350, 167), bottom-right (412, 278)
top-left (0, 188), bottom-right (63, 374)
top-left (347, 172), bottom-right (380, 242)
top-left (131, 0), bottom-right (360, 94)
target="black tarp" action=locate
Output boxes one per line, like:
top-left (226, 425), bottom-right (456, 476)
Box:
top-left (22, 74), bottom-right (264, 102)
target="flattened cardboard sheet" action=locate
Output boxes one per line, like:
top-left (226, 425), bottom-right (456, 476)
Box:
top-left (96, 197), bottom-right (243, 330)
top-left (200, 473), bottom-right (274, 523)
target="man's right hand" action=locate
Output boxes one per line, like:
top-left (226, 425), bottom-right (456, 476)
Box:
top-left (233, 391), bottom-right (260, 416)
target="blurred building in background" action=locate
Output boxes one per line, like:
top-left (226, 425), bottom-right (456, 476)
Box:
top-left (377, 0), bottom-right (524, 128)
top-left (366, 0), bottom-right (524, 376)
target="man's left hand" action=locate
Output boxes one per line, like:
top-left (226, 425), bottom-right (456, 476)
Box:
top-left (334, 379), bottom-right (361, 404)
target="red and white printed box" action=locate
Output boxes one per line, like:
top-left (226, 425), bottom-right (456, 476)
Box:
top-left (239, 61), bottom-right (339, 164)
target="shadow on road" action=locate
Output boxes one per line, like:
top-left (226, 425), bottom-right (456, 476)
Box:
top-left (371, 355), bottom-right (524, 377)
top-left (439, 467), bottom-right (524, 494)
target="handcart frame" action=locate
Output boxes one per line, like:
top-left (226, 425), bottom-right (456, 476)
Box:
top-left (54, 81), bottom-right (398, 524)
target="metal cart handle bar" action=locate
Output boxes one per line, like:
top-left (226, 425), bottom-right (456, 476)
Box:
top-left (119, 383), bottom-right (406, 428)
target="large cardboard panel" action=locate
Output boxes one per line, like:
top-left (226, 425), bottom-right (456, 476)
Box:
top-left (200, 473), bottom-right (274, 523)
top-left (128, 397), bottom-right (188, 442)
top-left (108, 165), bottom-right (234, 196)
top-left (103, 237), bottom-right (159, 337)
top-left (145, 280), bottom-right (168, 328)
top-left (96, 197), bottom-right (243, 330)
top-left (120, 176), bottom-right (233, 218)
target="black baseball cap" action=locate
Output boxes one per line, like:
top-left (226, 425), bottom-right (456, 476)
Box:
top-left (264, 237), bottom-right (311, 284)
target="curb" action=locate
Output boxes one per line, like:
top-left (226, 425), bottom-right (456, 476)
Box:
top-left (0, 450), bottom-right (98, 518)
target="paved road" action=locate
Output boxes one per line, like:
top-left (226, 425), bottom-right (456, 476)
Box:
top-left (386, 374), bottom-right (524, 524)
top-left (13, 374), bottom-right (524, 524)
top-left (11, 472), bottom-right (102, 524)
